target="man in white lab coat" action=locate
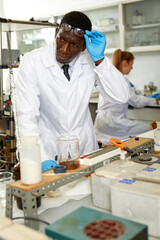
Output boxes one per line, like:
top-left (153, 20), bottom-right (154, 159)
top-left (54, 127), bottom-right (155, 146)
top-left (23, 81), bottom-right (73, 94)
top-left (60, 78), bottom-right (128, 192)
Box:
top-left (16, 11), bottom-right (130, 171)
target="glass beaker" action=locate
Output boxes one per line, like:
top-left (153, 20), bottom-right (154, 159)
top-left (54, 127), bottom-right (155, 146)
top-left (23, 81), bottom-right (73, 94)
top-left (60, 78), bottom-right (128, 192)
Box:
top-left (57, 135), bottom-right (80, 170)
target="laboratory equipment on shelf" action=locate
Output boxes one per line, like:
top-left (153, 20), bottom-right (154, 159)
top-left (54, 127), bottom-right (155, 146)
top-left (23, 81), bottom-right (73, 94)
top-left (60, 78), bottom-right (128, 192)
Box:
top-left (144, 82), bottom-right (157, 96)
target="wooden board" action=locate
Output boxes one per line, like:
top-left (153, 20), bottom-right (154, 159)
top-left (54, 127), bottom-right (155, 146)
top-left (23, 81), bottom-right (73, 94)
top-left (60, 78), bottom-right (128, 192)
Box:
top-left (124, 137), bottom-right (154, 149)
top-left (8, 164), bottom-right (89, 191)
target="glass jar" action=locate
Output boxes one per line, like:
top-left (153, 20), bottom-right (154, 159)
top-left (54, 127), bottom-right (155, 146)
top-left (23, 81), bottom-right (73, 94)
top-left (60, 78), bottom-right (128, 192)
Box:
top-left (57, 135), bottom-right (80, 170)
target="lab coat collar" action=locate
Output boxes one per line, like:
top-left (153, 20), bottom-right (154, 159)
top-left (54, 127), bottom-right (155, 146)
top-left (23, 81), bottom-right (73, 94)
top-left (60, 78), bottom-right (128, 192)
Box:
top-left (41, 41), bottom-right (92, 81)
top-left (41, 41), bottom-right (91, 68)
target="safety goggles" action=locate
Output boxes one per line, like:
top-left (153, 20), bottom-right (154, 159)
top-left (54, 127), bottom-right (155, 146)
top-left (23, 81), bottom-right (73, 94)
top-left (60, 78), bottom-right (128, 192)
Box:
top-left (59, 23), bottom-right (85, 38)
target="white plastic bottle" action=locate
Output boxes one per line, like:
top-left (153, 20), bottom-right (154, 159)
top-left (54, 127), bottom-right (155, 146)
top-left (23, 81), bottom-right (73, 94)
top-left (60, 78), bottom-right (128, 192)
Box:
top-left (20, 136), bottom-right (42, 185)
top-left (120, 150), bottom-right (128, 172)
top-left (154, 121), bottom-right (160, 146)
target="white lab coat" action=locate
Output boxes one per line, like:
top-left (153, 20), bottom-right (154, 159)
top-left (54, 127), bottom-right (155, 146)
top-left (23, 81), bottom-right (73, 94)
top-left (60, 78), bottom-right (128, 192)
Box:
top-left (16, 42), bottom-right (130, 161)
top-left (94, 77), bottom-right (156, 144)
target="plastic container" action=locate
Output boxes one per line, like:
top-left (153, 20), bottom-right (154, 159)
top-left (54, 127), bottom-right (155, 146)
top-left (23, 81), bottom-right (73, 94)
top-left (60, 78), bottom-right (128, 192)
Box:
top-left (154, 121), bottom-right (160, 146)
top-left (14, 162), bottom-right (41, 209)
top-left (57, 135), bottom-right (80, 170)
top-left (120, 150), bottom-right (127, 161)
top-left (20, 136), bottom-right (42, 185)
top-left (120, 150), bottom-right (128, 173)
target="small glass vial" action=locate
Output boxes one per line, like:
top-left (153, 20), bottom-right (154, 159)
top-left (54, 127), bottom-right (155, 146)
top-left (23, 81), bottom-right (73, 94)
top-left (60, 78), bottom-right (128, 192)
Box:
top-left (154, 121), bottom-right (160, 146)
top-left (120, 150), bottom-right (128, 173)
top-left (20, 136), bottom-right (42, 185)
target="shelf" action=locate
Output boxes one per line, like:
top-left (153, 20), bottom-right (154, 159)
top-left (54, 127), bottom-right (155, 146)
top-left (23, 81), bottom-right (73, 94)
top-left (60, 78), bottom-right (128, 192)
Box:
top-left (104, 48), bottom-right (118, 55)
top-left (124, 0), bottom-right (160, 50)
top-left (127, 45), bottom-right (160, 52)
top-left (127, 22), bottom-right (160, 30)
top-left (0, 18), bottom-right (58, 168)
top-left (93, 25), bottom-right (119, 33)
top-left (0, 18), bottom-right (58, 32)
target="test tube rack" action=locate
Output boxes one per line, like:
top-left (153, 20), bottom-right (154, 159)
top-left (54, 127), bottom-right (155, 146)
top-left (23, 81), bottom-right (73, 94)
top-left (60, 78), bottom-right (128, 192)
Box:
top-left (5, 137), bottom-right (154, 230)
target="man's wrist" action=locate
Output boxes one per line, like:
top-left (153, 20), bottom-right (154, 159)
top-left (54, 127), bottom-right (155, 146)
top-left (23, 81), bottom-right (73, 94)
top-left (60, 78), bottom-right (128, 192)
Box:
top-left (95, 58), bottom-right (104, 66)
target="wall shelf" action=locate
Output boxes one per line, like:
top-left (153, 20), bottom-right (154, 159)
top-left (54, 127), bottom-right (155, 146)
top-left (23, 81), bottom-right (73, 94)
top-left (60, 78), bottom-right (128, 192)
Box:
top-left (127, 22), bottom-right (160, 30)
top-left (127, 45), bottom-right (160, 53)
top-left (0, 18), bottom-right (58, 169)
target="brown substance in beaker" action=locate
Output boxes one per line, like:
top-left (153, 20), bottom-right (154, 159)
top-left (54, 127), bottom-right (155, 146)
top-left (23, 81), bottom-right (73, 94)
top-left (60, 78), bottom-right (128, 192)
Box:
top-left (59, 158), bottom-right (80, 170)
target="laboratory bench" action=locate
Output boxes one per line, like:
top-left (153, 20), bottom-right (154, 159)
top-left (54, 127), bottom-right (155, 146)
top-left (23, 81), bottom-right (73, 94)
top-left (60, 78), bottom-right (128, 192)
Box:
top-left (127, 105), bottom-right (160, 123)
top-left (38, 130), bottom-right (160, 240)
top-left (7, 188), bottom-right (159, 240)
top-left (89, 97), bottom-right (160, 124)
top-left (5, 130), bottom-right (160, 240)
top-left (38, 195), bottom-right (159, 240)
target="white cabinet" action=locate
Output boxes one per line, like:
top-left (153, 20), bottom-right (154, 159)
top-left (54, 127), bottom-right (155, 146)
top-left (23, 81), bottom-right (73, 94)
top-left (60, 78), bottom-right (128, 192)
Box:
top-left (54, 0), bottom-right (160, 54)
top-left (123, 0), bottom-right (160, 52)
top-left (55, 3), bottom-right (123, 54)
top-left (83, 4), bottom-right (122, 54)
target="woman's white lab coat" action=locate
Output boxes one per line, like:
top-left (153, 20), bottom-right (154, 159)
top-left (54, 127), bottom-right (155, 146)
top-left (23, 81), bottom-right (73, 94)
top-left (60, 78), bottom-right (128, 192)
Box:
top-left (16, 42), bottom-right (130, 161)
top-left (94, 77), bottom-right (156, 144)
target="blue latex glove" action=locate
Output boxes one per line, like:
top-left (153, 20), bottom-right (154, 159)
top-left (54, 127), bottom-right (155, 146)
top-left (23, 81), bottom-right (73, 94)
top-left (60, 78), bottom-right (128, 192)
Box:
top-left (84, 30), bottom-right (106, 62)
top-left (148, 93), bottom-right (160, 100)
top-left (42, 160), bottom-right (58, 172)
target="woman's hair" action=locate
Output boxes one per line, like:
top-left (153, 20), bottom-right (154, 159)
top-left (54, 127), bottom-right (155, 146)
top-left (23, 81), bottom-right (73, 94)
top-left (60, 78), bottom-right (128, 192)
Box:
top-left (60, 11), bottom-right (92, 32)
top-left (112, 49), bottom-right (134, 73)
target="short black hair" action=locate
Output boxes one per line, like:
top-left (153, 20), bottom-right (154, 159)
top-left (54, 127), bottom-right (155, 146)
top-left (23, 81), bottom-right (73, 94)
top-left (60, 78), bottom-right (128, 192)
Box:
top-left (60, 11), bottom-right (92, 32)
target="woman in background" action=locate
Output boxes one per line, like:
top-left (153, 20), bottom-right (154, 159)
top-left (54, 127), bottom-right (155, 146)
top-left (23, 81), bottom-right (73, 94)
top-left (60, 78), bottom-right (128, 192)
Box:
top-left (94, 49), bottom-right (159, 145)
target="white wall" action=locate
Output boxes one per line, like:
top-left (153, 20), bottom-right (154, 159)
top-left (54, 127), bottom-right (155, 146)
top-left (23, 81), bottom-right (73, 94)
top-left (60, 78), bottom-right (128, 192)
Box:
top-left (2, 0), bottom-right (52, 20)
top-left (1, 0), bottom-right (160, 92)
top-left (2, 0), bottom-right (121, 19)
top-left (129, 52), bottom-right (160, 92)
top-left (0, 0), bottom-right (4, 17)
